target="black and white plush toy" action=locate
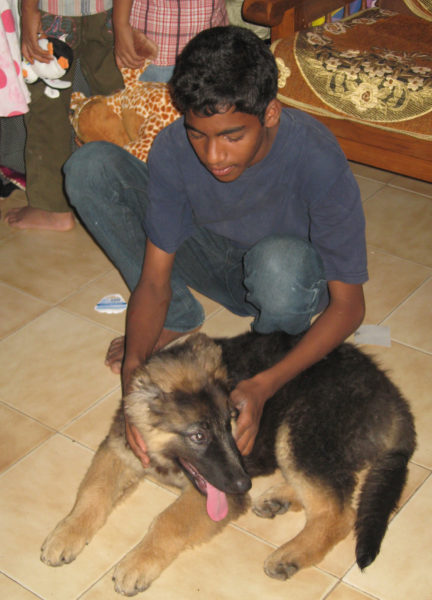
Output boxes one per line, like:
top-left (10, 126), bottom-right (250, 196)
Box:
top-left (22, 35), bottom-right (73, 99)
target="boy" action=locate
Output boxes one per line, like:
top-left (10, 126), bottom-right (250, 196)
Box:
top-left (64, 26), bottom-right (367, 462)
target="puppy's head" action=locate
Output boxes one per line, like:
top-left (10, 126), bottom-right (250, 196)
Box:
top-left (124, 334), bottom-right (251, 520)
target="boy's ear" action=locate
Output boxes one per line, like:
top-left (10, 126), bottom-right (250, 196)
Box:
top-left (264, 99), bottom-right (282, 128)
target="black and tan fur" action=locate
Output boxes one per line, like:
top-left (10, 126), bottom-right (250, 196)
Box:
top-left (41, 331), bottom-right (416, 596)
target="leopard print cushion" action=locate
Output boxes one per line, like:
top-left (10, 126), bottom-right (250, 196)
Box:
top-left (70, 61), bottom-right (181, 162)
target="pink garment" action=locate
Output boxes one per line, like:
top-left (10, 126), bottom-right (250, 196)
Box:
top-left (38, 0), bottom-right (112, 17)
top-left (0, 1), bottom-right (30, 116)
top-left (129, 0), bottom-right (228, 66)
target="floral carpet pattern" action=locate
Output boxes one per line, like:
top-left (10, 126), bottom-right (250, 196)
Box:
top-left (273, 8), bottom-right (432, 138)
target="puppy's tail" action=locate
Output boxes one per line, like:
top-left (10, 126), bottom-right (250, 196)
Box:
top-left (354, 450), bottom-right (410, 570)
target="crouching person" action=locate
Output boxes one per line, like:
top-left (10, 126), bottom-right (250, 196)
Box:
top-left (64, 25), bottom-right (367, 461)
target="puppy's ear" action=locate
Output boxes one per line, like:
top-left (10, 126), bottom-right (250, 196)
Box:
top-left (186, 332), bottom-right (217, 353)
top-left (126, 369), bottom-right (164, 407)
top-left (185, 333), bottom-right (226, 379)
top-left (124, 372), bottom-right (169, 429)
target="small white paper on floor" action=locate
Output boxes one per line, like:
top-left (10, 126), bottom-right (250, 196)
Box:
top-left (95, 294), bottom-right (127, 314)
top-left (354, 324), bottom-right (391, 347)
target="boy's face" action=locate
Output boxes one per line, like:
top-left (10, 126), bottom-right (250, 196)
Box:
top-left (184, 101), bottom-right (281, 183)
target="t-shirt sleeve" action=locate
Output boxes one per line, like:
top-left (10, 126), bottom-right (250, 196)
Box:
top-left (308, 165), bottom-right (368, 284)
top-left (145, 130), bottom-right (195, 254)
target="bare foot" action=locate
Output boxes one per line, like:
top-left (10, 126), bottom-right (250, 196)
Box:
top-left (4, 206), bottom-right (75, 231)
top-left (105, 336), bottom-right (125, 374)
top-left (104, 328), bottom-right (200, 374)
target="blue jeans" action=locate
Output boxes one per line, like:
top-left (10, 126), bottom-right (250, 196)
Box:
top-left (64, 142), bottom-right (328, 334)
top-left (139, 64), bottom-right (174, 83)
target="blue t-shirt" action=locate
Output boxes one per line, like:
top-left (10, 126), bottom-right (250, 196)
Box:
top-left (146, 108), bottom-right (368, 284)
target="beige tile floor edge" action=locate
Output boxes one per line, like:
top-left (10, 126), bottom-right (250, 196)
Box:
top-left (1, 164), bottom-right (431, 600)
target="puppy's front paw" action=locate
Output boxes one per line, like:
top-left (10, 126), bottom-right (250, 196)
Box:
top-left (41, 518), bottom-right (89, 566)
top-left (264, 544), bottom-right (303, 581)
top-left (113, 548), bottom-right (162, 596)
top-left (264, 557), bottom-right (299, 580)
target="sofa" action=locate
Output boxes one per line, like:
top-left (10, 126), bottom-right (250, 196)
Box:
top-left (242, 0), bottom-right (432, 181)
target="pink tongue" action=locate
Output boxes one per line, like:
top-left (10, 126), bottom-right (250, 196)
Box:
top-left (205, 481), bottom-right (228, 522)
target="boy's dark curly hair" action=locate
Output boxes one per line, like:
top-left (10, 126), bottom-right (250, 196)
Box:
top-left (169, 26), bottom-right (278, 123)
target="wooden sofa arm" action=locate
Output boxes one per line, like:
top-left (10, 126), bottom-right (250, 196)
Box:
top-left (242, 0), bottom-right (366, 38)
top-left (241, 0), bottom-right (295, 28)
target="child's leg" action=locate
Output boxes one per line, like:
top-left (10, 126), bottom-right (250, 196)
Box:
top-left (23, 14), bottom-right (78, 215)
top-left (78, 11), bottom-right (123, 95)
top-left (7, 13), bottom-right (79, 229)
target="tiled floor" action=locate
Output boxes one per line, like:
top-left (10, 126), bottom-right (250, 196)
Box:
top-left (1, 163), bottom-right (431, 600)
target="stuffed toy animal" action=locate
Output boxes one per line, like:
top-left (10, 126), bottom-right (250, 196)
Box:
top-left (69, 61), bottom-right (180, 162)
top-left (22, 36), bottom-right (73, 99)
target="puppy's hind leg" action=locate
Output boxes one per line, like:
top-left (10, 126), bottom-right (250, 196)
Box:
top-left (264, 478), bottom-right (355, 580)
top-left (41, 438), bottom-right (142, 566)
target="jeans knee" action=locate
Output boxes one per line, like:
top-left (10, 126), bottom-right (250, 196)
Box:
top-left (244, 235), bottom-right (327, 333)
top-left (65, 142), bottom-right (148, 213)
top-left (64, 142), bottom-right (113, 206)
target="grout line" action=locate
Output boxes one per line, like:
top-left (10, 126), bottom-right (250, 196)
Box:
top-left (0, 434), bottom-right (57, 478)
top-left (0, 399), bottom-right (58, 433)
top-left (52, 431), bottom-right (99, 455)
top-left (57, 385), bottom-right (121, 435)
top-left (0, 280), bottom-right (54, 306)
top-left (0, 572), bottom-right (45, 599)
top-left (410, 458), bottom-right (432, 472)
top-left (367, 245), bottom-right (432, 273)
top-left (389, 472), bottom-right (431, 523)
top-left (378, 275), bottom-right (432, 327)
top-left (202, 305), bottom-right (225, 322)
top-left (228, 520), bottom-right (277, 549)
top-left (50, 304), bottom-right (125, 335)
top-left (387, 182), bottom-right (432, 199)
top-left (321, 580), bottom-right (340, 600)
top-left (386, 339), bottom-right (432, 357)
top-left (56, 267), bottom-right (122, 307)
top-left (76, 569), bottom-right (115, 600)
top-left (0, 304), bottom-right (55, 343)
top-left (337, 580), bottom-right (382, 599)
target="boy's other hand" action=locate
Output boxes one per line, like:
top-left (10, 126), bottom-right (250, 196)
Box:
top-left (122, 356), bottom-right (150, 468)
top-left (230, 378), bottom-right (267, 456)
top-left (125, 418), bottom-right (150, 468)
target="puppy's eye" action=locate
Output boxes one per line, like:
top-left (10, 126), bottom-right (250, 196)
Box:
top-left (189, 431), bottom-right (207, 444)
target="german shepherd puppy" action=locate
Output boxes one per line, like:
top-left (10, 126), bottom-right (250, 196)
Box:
top-left (41, 331), bottom-right (416, 596)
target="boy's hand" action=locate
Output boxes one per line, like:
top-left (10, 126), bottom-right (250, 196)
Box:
top-left (230, 378), bottom-right (268, 456)
top-left (122, 357), bottom-right (151, 468)
top-left (125, 419), bottom-right (150, 467)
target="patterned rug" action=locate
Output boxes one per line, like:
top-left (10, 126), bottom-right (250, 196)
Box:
top-left (273, 8), bottom-right (432, 139)
top-left (404, 0), bottom-right (432, 20)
